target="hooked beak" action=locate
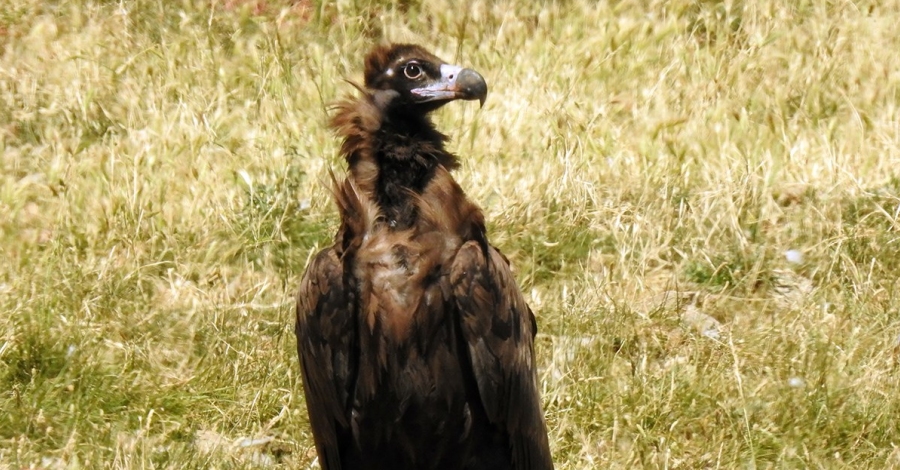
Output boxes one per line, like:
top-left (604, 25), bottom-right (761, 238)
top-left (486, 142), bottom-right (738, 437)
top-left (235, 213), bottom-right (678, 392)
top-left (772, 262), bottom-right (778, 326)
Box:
top-left (410, 64), bottom-right (488, 107)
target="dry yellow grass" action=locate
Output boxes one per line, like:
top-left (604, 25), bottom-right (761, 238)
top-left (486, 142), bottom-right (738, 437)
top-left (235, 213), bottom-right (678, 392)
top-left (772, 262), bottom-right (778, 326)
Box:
top-left (2, 0), bottom-right (899, 468)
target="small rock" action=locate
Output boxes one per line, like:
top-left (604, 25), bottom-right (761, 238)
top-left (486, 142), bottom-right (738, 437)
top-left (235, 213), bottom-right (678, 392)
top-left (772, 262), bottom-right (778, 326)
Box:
top-left (41, 456), bottom-right (65, 468)
top-left (772, 269), bottom-right (814, 309)
top-left (784, 249), bottom-right (804, 264)
top-left (701, 326), bottom-right (721, 341)
top-left (681, 304), bottom-right (722, 340)
top-left (237, 436), bottom-right (274, 448)
top-left (195, 430), bottom-right (231, 454)
top-left (247, 451), bottom-right (276, 467)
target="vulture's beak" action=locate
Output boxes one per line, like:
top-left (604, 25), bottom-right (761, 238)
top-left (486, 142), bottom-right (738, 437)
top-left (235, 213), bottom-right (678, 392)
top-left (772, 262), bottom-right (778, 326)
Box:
top-left (411, 64), bottom-right (488, 107)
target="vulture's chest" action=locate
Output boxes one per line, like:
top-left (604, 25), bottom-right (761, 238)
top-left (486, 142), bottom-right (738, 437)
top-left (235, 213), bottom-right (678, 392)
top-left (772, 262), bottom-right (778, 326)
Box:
top-left (352, 227), bottom-right (460, 342)
top-left (348, 228), bottom-right (474, 451)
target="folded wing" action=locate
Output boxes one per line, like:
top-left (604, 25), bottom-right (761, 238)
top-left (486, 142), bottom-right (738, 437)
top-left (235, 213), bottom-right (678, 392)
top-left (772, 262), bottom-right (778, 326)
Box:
top-left (451, 241), bottom-right (554, 470)
top-left (295, 248), bottom-right (356, 470)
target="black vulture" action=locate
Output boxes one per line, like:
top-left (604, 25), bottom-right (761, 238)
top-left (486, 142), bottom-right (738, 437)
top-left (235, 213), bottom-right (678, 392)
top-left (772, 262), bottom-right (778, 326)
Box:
top-left (295, 43), bottom-right (553, 470)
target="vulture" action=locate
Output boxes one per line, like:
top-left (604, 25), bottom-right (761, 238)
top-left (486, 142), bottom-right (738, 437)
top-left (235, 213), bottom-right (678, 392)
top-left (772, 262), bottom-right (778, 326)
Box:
top-left (295, 43), bottom-right (553, 470)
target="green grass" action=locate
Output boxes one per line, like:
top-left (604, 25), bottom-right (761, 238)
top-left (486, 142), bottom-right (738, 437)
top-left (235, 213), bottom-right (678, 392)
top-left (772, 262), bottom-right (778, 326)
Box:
top-left (2, 0), bottom-right (900, 468)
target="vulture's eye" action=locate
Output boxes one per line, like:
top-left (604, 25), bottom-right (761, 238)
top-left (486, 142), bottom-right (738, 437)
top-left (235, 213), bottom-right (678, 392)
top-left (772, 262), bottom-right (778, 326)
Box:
top-left (403, 62), bottom-right (423, 80)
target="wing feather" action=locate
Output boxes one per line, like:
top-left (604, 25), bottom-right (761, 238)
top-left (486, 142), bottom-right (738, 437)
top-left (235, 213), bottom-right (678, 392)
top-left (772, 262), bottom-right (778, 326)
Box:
top-left (451, 241), bottom-right (554, 470)
top-left (296, 247), bottom-right (356, 470)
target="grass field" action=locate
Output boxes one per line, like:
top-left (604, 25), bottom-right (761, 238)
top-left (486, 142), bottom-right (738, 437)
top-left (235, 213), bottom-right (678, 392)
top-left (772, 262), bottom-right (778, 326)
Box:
top-left (2, 0), bottom-right (900, 468)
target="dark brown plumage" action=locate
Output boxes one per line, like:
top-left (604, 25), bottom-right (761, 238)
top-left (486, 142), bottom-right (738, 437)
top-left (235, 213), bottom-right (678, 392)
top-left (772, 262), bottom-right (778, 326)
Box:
top-left (295, 43), bottom-right (553, 470)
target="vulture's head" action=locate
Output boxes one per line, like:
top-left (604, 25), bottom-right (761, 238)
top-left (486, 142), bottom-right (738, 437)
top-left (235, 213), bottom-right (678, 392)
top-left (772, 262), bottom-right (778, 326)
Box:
top-left (363, 44), bottom-right (488, 114)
